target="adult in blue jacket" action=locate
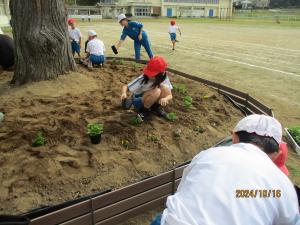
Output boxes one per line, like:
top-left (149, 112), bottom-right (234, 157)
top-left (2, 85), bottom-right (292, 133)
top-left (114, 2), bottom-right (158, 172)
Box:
top-left (115, 14), bottom-right (154, 60)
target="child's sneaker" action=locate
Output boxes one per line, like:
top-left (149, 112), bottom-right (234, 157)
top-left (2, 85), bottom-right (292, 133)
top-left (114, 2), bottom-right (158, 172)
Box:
top-left (151, 103), bottom-right (167, 118)
top-left (137, 107), bottom-right (151, 121)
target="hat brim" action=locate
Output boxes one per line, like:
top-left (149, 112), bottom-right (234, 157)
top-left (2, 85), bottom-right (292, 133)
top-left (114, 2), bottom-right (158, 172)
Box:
top-left (118, 18), bottom-right (127, 23)
top-left (143, 67), bottom-right (158, 77)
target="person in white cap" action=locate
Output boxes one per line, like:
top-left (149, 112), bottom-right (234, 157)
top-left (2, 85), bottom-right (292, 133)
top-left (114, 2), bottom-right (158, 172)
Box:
top-left (151, 114), bottom-right (300, 225)
top-left (81, 30), bottom-right (105, 69)
top-left (113, 14), bottom-right (154, 60)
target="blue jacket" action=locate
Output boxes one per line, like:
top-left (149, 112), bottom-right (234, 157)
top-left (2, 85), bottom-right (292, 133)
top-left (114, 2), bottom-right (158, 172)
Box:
top-left (120, 21), bottom-right (147, 41)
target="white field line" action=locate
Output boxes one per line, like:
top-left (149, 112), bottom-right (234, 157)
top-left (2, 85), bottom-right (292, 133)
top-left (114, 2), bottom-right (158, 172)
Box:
top-left (147, 29), bottom-right (300, 60)
top-left (177, 45), bottom-right (300, 72)
top-left (147, 31), bottom-right (300, 72)
top-left (147, 28), bottom-right (300, 54)
top-left (98, 23), bottom-right (300, 61)
top-left (152, 43), bottom-right (300, 78)
top-left (87, 25), bottom-right (300, 78)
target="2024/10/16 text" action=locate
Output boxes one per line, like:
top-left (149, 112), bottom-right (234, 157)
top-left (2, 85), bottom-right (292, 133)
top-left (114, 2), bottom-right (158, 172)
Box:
top-left (236, 189), bottom-right (281, 198)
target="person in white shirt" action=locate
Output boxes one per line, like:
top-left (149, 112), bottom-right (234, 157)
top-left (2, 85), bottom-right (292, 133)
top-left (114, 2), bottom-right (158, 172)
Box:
top-left (0, 28), bottom-right (3, 34)
top-left (81, 30), bottom-right (105, 69)
top-left (151, 114), bottom-right (300, 225)
top-left (168, 20), bottom-right (181, 51)
top-left (68, 18), bottom-right (82, 58)
top-left (120, 56), bottom-right (172, 122)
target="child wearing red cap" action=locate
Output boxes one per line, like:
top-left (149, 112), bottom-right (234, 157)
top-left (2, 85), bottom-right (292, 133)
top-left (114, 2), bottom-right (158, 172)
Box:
top-left (68, 18), bottom-right (82, 58)
top-left (120, 56), bottom-right (173, 121)
top-left (168, 20), bottom-right (181, 51)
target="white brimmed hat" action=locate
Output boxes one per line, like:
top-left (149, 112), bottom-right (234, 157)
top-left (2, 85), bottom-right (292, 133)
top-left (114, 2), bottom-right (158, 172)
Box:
top-left (233, 114), bottom-right (282, 144)
top-left (117, 14), bottom-right (127, 23)
top-left (88, 30), bottom-right (97, 37)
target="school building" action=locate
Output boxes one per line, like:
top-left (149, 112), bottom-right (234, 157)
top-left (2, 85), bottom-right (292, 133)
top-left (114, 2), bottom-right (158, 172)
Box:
top-left (68, 0), bottom-right (233, 19)
top-left (0, 0), bottom-right (10, 27)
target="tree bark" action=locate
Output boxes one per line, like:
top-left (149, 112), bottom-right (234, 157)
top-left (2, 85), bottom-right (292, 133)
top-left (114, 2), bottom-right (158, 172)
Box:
top-left (10, 0), bottom-right (76, 85)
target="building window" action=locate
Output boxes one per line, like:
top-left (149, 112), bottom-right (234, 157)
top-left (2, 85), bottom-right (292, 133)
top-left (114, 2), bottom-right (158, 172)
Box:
top-left (134, 7), bottom-right (151, 16)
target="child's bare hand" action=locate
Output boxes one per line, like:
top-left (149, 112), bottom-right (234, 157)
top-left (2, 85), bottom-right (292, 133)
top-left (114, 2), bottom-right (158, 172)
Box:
top-left (121, 93), bottom-right (127, 100)
top-left (159, 98), bottom-right (169, 106)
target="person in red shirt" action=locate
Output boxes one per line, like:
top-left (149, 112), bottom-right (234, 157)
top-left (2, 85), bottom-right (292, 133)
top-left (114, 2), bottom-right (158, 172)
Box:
top-left (273, 142), bottom-right (289, 176)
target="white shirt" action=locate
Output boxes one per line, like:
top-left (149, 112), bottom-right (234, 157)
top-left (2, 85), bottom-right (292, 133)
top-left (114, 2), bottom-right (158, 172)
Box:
top-left (169, 25), bottom-right (179, 34)
top-left (86, 38), bottom-right (105, 56)
top-left (161, 143), bottom-right (300, 225)
top-left (69, 27), bottom-right (81, 42)
top-left (128, 74), bottom-right (173, 95)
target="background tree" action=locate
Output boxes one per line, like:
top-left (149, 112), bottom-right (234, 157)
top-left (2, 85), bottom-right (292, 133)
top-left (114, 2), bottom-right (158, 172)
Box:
top-left (10, 0), bottom-right (76, 85)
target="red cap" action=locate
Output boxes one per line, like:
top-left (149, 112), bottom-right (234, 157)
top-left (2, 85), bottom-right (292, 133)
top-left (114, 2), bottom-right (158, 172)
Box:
top-left (170, 20), bottom-right (176, 25)
top-left (68, 18), bottom-right (76, 24)
top-left (273, 142), bottom-right (289, 176)
top-left (143, 56), bottom-right (168, 77)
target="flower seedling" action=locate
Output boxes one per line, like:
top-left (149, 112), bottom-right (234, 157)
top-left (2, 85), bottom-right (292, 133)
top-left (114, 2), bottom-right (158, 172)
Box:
top-left (288, 126), bottom-right (300, 146)
top-left (33, 132), bottom-right (46, 147)
top-left (183, 96), bottom-right (193, 108)
top-left (148, 134), bottom-right (160, 143)
top-left (166, 112), bottom-right (178, 122)
top-left (121, 139), bottom-right (130, 149)
top-left (87, 123), bottom-right (104, 136)
top-left (131, 116), bottom-right (143, 125)
top-left (173, 84), bottom-right (187, 94)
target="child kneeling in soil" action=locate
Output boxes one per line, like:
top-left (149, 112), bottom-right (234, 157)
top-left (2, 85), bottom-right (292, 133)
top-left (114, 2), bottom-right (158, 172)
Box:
top-left (81, 30), bottom-right (105, 69)
top-left (120, 56), bottom-right (173, 121)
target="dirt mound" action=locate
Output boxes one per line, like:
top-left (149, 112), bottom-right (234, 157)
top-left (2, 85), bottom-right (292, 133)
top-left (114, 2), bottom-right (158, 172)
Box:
top-left (0, 61), bottom-right (243, 214)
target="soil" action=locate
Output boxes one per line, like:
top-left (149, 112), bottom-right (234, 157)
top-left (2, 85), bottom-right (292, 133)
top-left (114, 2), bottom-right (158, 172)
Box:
top-left (0, 61), bottom-right (243, 214)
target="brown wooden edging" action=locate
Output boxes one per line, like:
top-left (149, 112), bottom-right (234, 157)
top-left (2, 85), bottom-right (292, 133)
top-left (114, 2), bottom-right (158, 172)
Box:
top-left (24, 57), bottom-right (273, 225)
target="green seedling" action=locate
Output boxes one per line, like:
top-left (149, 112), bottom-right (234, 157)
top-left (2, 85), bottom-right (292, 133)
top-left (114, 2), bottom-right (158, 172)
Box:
top-left (183, 96), bottom-right (193, 108)
top-left (173, 84), bottom-right (187, 94)
top-left (288, 126), bottom-right (300, 146)
top-left (166, 112), bottom-right (178, 122)
top-left (148, 134), bottom-right (160, 143)
top-left (119, 59), bottom-right (124, 65)
top-left (121, 139), bottom-right (130, 149)
top-left (33, 132), bottom-right (46, 147)
top-left (87, 123), bottom-right (104, 136)
top-left (112, 58), bottom-right (117, 65)
top-left (131, 116), bottom-right (143, 125)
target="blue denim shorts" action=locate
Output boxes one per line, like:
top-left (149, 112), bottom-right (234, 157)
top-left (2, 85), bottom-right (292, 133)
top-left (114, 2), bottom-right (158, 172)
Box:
top-left (89, 54), bottom-right (105, 65)
top-left (132, 93), bottom-right (144, 111)
top-left (170, 33), bottom-right (176, 41)
top-left (71, 41), bottom-right (80, 54)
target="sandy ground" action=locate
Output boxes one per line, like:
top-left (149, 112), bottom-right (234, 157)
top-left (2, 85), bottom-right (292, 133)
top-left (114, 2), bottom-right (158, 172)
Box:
top-left (0, 61), bottom-right (243, 214)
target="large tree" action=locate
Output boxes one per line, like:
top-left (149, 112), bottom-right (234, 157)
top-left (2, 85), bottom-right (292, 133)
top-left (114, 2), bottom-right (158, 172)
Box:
top-left (10, 0), bottom-right (76, 85)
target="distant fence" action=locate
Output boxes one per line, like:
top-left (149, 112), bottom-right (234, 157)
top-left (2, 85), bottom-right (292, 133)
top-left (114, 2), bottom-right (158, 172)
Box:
top-left (0, 57), bottom-right (273, 225)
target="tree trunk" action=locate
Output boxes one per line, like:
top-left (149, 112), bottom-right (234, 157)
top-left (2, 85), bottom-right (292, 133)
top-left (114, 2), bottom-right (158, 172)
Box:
top-left (10, 0), bottom-right (76, 85)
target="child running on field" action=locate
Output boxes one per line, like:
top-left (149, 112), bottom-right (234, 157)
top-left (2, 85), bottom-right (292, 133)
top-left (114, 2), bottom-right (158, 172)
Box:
top-left (120, 56), bottom-right (173, 122)
top-left (68, 18), bottom-right (82, 58)
top-left (168, 20), bottom-right (181, 51)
